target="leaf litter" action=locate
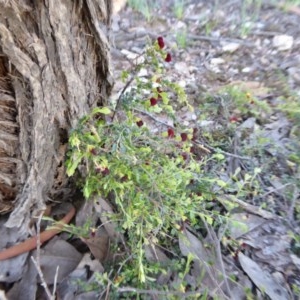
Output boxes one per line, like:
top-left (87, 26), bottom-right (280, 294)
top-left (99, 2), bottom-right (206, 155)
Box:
top-left (1, 0), bottom-right (300, 298)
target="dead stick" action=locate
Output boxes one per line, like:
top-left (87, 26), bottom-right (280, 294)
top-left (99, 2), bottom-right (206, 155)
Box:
top-left (0, 205), bottom-right (76, 261)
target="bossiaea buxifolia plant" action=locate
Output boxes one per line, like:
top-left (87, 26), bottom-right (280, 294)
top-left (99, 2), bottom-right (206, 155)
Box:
top-left (66, 37), bottom-right (211, 284)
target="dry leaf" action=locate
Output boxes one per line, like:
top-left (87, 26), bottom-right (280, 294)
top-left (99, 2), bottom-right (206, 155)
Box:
top-left (145, 244), bottom-right (169, 263)
top-left (112, 0), bottom-right (127, 15)
top-left (6, 258), bottom-right (37, 300)
top-left (0, 253), bottom-right (28, 283)
top-left (75, 199), bottom-right (98, 228)
top-left (179, 229), bottom-right (229, 298)
top-left (145, 244), bottom-right (172, 284)
top-left (179, 229), bottom-right (210, 262)
top-left (56, 253), bottom-right (104, 300)
top-left (224, 81), bottom-right (271, 98)
top-left (76, 253), bottom-right (104, 273)
top-left (0, 291), bottom-right (7, 300)
top-left (93, 196), bottom-right (122, 242)
top-left (238, 252), bottom-right (289, 299)
top-left (226, 213), bottom-right (266, 239)
top-left (38, 239), bottom-right (82, 284)
top-left (81, 234), bottom-right (109, 262)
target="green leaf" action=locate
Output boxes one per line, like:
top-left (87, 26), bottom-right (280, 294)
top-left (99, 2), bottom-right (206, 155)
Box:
top-left (212, 153), bottom-right (225, 161)
top-left (92, 107), bottom-right (112, 115)
top-left (66, 153), bottom-right (84, 176)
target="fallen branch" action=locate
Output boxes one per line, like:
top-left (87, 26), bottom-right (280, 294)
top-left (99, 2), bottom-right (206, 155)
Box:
top-left (0, 205), bottom-right (76, 261)
top-left (221, 196), bottom-right (277, 220)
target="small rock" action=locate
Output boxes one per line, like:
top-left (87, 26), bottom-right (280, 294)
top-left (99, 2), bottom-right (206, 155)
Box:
top-left (111, 15), bottom-right (120, 32)
top-left (174, 21), bottom-right (187, 30)
top-left (222, 42), bottom-right (240, 53)
top-left (210, 58), bottom-right (225, 65)
top-left (211, 31), bottom-right (221, 38)
top-left (137, 68), bottom-right (148, 77)
top-left (174, 62), bottom-right (189, 75)
top-left (241, 67), bottom-right (252, 73)
top-left (120, 49), bottom-right (144, 64)
top-left (272, 35), bottom-right (293, 51)
top-left (178, 80), bottom-right (186, 88)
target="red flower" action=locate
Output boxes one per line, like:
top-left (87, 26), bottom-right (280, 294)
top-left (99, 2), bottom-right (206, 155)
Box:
top-left (136, 120), bottom-right (144, 127)
top-left (90, 148), bottom-right (97, 155)
top-left (121, 175), bottom-right (128, 182)
top-left (157, 87), bottom-right (163, 99)
top-left (165, 53), bottom-right (172, 62)
top-left (150, 97), bottom-right (158, 106)
top-left (192, 128), bottom-right (198, 141)
top-left (157, 36), bottom-right (165, 49)
top-left (180, 133), bottom-right (188, 142)
top-left (181, 152), bottom-right (188, 160)
top-left (90, 228), bottom-right (96, 238)
top-left (190, 146), bottom-right (196, 154)
top-left (101, 167), bottom-right (110, 176)
top-left (168, 128), bottom-right (175, 138)
top-left (229, 116), bottom-right (239, 123)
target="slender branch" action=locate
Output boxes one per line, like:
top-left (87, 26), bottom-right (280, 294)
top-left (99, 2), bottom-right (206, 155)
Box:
top-left (133, 108), bottom-right (173, 128)
top-left (203, 221), bottom-right (232, 299)
top-left (31, 212), bottom-right (54, 300)
top-left (202, 142), bottom-right (252, 160)
top-left (117, 287), bottom-right (204, 297)
top-left (111, 76), bottom-right (134, 121)
top-left (0, 205), bottom-right (76, 260)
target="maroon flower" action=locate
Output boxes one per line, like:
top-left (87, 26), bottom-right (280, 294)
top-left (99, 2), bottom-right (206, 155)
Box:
top-left (121, 175), bottom-right (128, 182)
top-left (192, 128), bottom-right (198, 141)
top-left (168, 128), bottom-right (175, 138)
top-left (150, 97), bottom-right (158, 106)
top-left (190, 146), bottom-right (196, 154)
top-left (165, 53), bottom-right (172, 62)
top-left (101, 167), bottom-right (110, 176)
top-left (181, 152), bottom-right (188, 160)
top-left (136, 120), bottom-right (144, 127)
top-left (157, 36), bottom-right (165, 49)
top-left (180, 133), bottom-right (188, 142)
top-left (229, 116), bottom-right (238, 123)
top-left (90, 148), bottom-right (97, 156)
top-left (90, 228), bottom-right (97, 237)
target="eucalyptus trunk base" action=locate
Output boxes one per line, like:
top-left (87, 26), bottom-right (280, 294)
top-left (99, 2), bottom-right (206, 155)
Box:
top-left (0, 0), bottom-right (113, 229)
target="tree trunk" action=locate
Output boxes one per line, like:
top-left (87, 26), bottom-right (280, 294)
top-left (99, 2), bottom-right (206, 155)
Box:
top-left (0, 0), bottom-right (113, 229)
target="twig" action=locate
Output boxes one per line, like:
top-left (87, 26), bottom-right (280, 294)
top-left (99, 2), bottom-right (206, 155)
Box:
top-left (133, 108), bottom-right (173, 128)
top-left (117, 287), bottom-right (203, 297)
top-left (111, 76), bottom-right (134, 121)
top-left (181, 228), bottom-right (230, 300)
top-left (259, 182), bottom-right (292, 199)
top-left (222, 195), bottom-right (277, 220)
top-left (31, 212), bottom-right (54, 300)
top-left (288, 185), bottom-right (299, 222)
top-left (105, 282), bottom-right (111, 300)
top-left (251, 30), bottom-right (281, 37)
top-left (202, 142), bottom-right (252, 160)
top-left (0, 205), bottom-right (76, 260)
top-left (203, 221), bottom-right (232, 299)
top-left (188, 34), bottom-right (253, 47)
top-left (52, 265), bottom-right (59, 298)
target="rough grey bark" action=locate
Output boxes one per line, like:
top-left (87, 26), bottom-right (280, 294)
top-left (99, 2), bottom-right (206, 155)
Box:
top-left (0, 0), bottom-right (113, 229)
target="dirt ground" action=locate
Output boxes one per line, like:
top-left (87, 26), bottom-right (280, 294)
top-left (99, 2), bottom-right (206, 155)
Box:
top-left (110, 0), bottom-right (300, 298)
top-left (0, 1), bottom-right (299, 299)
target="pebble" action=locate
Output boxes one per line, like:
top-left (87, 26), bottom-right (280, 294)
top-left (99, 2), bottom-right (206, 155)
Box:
top-left (272, 35), bottom-right (293, 51)
top-left (210, 58), bottom-right (225, 65)
top-left (221, 42), bottom-right (240, 53)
